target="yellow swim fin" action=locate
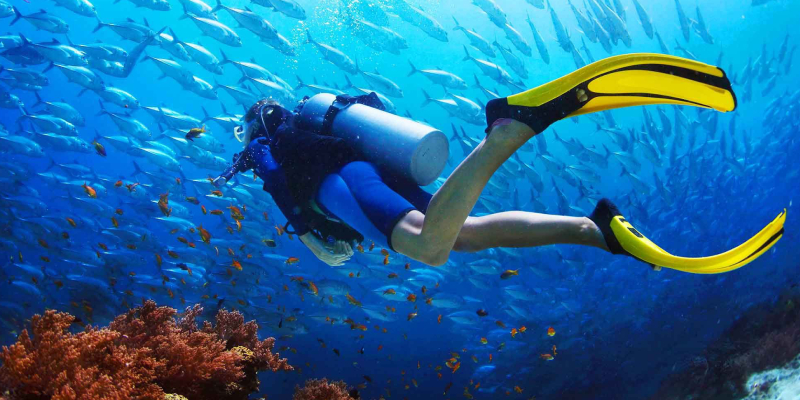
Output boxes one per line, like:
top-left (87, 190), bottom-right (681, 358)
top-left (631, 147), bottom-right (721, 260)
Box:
top-left (485, 53), bottom-right (737, 132)
top-left (589, 199), bottom-right (786, 274)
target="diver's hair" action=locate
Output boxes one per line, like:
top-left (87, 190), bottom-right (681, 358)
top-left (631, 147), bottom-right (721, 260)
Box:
top-left (244, 98), bottom-right (281, 123)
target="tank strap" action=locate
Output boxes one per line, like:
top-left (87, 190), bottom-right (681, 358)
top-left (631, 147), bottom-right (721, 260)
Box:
top-left (320, 93), bottom-right (386, 136)
top-left (320, 96), bottom-right (351, 136)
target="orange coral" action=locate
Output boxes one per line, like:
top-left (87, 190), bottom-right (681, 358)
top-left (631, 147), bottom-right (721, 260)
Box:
top-left (0, 301), bottom-right (293, 400)
top-left (293, 378), bottom-right (357, 400)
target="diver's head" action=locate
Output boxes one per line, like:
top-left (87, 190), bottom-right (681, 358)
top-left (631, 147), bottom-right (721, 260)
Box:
top-left (235, 98), bottom-right (286, 146)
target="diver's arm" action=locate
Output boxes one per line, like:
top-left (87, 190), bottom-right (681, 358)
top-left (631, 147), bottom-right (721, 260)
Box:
top-left (213, 152), bottom-right (250, 187)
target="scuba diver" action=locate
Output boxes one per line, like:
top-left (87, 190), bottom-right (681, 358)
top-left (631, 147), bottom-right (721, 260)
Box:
top-left (214, 53), bottom-right (785, 273)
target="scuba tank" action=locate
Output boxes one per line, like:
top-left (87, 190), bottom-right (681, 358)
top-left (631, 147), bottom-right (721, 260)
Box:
top-left (295, 93), bottom-right (449, 186)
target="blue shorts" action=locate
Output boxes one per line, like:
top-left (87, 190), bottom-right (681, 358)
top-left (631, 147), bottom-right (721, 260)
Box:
top-left (315, 161), bottom-right (433, 251)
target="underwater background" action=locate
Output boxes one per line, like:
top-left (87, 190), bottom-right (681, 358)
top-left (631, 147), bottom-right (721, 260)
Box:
top-left (1, 0), bottom-right (799, 398)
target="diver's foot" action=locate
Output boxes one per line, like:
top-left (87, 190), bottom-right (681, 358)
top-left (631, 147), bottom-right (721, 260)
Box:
top-left (587, 198), bottom-right (630, 256)
top-left (485, 97), bottom-right (555, 135)
top-left (485, 118), bottom-right (537, 149)
top-left (583, 217), bottom-right (610, 252)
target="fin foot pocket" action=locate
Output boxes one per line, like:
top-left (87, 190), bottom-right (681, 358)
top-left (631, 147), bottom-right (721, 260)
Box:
top-left (588, 198), bottom-right (629, 256)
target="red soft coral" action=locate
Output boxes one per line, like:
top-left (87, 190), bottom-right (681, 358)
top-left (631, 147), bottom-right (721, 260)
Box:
top-left (0, 301), bottom-right (293, 400)
top-left (293, 378), bottom-right (354, 400)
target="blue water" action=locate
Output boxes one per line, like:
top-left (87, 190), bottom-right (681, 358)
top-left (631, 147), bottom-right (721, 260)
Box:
top-left (1, 0), bottom-right (799, 398)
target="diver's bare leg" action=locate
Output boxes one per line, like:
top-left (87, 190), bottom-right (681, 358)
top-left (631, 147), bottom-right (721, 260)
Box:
top-left (391, 119), bottom-right (538, 265)
top-left (453, 213), bottom-right (609, 252)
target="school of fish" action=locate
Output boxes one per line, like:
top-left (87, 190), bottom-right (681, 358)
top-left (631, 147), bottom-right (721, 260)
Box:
top-left (0, 0), bottom-right (798, 398)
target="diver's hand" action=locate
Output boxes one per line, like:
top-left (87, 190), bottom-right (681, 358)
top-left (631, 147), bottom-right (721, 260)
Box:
top-left (329, 240), bottom-right (354, 258)
top-left (212, 176), bottom-right (228, 188)
top-left (300, 233), bottom-right (352, 266)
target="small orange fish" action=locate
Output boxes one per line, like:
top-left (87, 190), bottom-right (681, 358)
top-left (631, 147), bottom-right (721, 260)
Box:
top-left (126, 244), bottom-right (136, 250)
top-left (451, 362), bottom-right (460, 373)
top-left (167, 250), bottom-right (179, 259)
top-left (547, 327), bottom-right (555, 337)
top-left (232, 260), bottom-right (242, 270)
top-left (407, 312), bottom-right (417, 321)
top-left (495, 320), bottom-right (506, 328)
top-left (553, 345), bottom-right (557, 355)
top-left (262, 211), bottom-right (269, 220)
top-left (98, 243), bottom-right (108, 251)
top-left (383, 288), bottom-right (396, 295)
top-left (404, 263), bottom-right (410, 269)
top-left (211, 190), bottom-right (223, 197)
top-left (514, 386), bottom-right (523, 393)
top-left (489, 353), bottom-right (493, 362)
top-left (308, 281), bottom-right (319, 296)
top-left (210, 209), bottom-right (224, 215)
top-left (519, 326), bottom-right (527, 334)
top-left (81, 182), bottom-right (97, 198)
top-left (185, 125), bottom-right (206, 141)
top-left (510, 328), bottom-right (518, 338)
top-left (275, 225), bottom-right (284, 236)
top-left (540, 354), bottom-right (554, 361)
top-left (356, 243), bottom-right (364, 253)
top-left (115, 208), bottom-right (123, 215)
top-left (228, 206), bottom-right (244, 220)
top-left (346, 293), bottom-right (361, 307)
top-left (480, 337), bottom-right (488, 345)
top-left (66, 217), bottom-right (76, 227)
top-left (382, 255), bottom-right (389, 265)
top-left (407, 293), bottom-right (416, 302)
top-left (437, 314), bottom-right (442, 324)
top-left (111, 217), bottom-right (118, 228)
top-left (286, 257), bottom-right (299, 265)
top-left (380, 248), bottom-right (389, 257)
top-left (38, 238), bottom-right (49, 248)
top-left (197, 225), bottom-right (211, 244)
top-left (387, 273), bottom-right (398, 279)
top-left (500, 269), bottom-right (518, 279)
top-left (155, 253), bottom-right (162, 266)
top-left (201, 205), bottom-right (207, 215)
top-left (185, 196), bottom-right (199, 205)
top-left (114, 180), bottom-right (123, 188)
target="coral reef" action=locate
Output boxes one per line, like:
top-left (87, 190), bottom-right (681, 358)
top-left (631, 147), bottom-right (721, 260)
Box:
top-left (293, 378), bottom-right (357, 400)
top-left (0, 301), bottom-right (292, 400)
top-left (741, 353), bottom-right (800, 400)
top-left (650, 291), bottom-right (800, 400)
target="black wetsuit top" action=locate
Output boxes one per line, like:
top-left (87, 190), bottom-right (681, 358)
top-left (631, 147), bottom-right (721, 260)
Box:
top-left (219, 110), bottom-right (360, 236)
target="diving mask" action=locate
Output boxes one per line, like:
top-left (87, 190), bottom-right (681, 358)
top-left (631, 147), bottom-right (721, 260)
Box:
top-left (233, 105), bottom-right (277, 143)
